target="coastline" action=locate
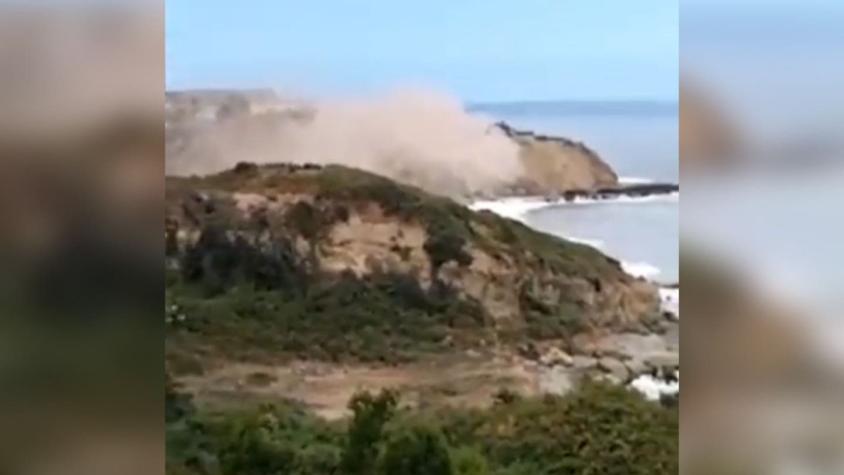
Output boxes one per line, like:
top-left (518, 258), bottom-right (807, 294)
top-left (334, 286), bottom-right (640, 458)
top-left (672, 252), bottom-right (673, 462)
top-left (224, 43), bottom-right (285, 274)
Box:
top-left (470, 188), bottom-right (680, 400)
top-left (469, 188), bottom-right (679, 283)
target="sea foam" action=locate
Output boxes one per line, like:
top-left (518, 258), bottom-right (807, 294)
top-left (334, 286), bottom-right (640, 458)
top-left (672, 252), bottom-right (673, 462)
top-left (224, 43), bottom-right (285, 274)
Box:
top-left (468, 197), bottom-right (550, 222)
top-left (630, 372), bottom-right (680, 401)
top-left (618, 176), bottom-right (656, 185)
top-left (659, 287), bottom-right (679, 319)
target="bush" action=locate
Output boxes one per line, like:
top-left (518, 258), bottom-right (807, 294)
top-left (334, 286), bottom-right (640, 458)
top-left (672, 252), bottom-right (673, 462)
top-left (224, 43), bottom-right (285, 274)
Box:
top-left (444, 380), bottom-right (678, 475)
top-left (424, 227), bottom-right (473, 274)
top-left (165, 383), bottom-right (677, 475)
top-left (167, 270), bottom-right (488, 364)
top-left (209, 403), bottom-right (343, 475)
top-left (451, 446), bottom-right (490, 475)
top-left (181, 226), bottom-right (305, 296)
top-left (342, 390), bottom-right (398, 475)
top-left (378, 423), bottom-right (455, 475)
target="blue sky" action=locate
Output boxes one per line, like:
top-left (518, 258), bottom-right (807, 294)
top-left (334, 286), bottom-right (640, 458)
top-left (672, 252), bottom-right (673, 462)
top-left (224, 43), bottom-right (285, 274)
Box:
top-left (166, 1), bottom-right (678, 102)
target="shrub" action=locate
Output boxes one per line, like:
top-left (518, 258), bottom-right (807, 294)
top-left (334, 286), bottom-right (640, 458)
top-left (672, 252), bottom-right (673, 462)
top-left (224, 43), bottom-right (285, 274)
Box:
top-left (451, 446), bottom-right (490, 475)
top-left (284, 201), bottom-right (325, 241)
top-left (342, 390), bottom-right (399, 475)
top-left (181, 226), bottom-right (305, 296)
top-left (449, 380), bottom-right (678, 475)
top-left (378, 423), bottom-right (455, 475)
top-left (165, 383), bottom-right (677, 475)
top-left (167, 270), bottom-right (488, 364)
top-left (424, 227), bottom-right (473, 274)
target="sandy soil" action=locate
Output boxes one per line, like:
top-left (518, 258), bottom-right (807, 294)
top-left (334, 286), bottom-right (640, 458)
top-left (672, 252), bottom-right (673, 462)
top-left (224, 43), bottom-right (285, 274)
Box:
top-left (178, 351), bottom-right (540, 419)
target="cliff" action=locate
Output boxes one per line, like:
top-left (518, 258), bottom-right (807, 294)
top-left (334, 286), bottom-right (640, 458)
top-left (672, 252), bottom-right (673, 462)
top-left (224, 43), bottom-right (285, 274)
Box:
top-left (495, 122), bottom-right (619, 195)
top-left (165, 163), bottom-right (659, 365)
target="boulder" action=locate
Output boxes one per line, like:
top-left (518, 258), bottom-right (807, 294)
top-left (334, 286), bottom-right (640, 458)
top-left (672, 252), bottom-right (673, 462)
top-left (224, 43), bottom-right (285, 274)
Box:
top-left (624, 358), bottom-right (648, 377)
top-left (538, 366), bottom-right (576, 395)
top-left (598, 357), bottom-right (629, 381)
top-left (572, 355), bottom-right (598, 371)
top-left (539, 347), bottom-right (574, 367)
top-left (645, 352), bottom-right (679, 371)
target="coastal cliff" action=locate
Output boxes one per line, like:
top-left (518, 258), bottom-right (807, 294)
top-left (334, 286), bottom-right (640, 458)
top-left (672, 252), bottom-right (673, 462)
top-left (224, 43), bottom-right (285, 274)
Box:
top-left (494, 122), bottom-right (619, 195)
top-left (166, 163), bottom-right (659, 367)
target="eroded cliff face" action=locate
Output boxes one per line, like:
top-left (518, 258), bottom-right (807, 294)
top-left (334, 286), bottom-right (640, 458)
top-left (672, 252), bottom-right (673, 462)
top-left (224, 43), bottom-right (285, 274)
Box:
top-left (494, 122), bottom-right (619, 195)
top-left (166, 163), bottom-right (659, 361)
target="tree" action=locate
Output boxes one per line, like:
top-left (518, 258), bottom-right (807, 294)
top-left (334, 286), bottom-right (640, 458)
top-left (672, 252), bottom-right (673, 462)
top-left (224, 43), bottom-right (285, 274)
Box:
top-left (341, 390), bottom-right (398, 475)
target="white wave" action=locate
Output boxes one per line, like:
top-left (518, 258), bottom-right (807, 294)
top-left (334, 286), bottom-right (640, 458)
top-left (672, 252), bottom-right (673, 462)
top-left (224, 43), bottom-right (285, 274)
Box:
top-left (619, 176), bottom-right (655, 185)
top-left (630, 372), bottom-right (680, 401)
top-left (621, 261), bottom-right (662, 279)
top-left (471, 197), bottom-right (670, 284)
top-left (470, 192), bottom-right (679, 221)
top-left (659, 287), bottom-right (679, 319)
top-left (468, 197), bottom-right (552, 222)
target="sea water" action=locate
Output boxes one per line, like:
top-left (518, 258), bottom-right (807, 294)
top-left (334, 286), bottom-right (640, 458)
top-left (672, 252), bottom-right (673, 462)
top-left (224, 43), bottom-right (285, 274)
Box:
top-left (469, 101), bottom-right (679, 284)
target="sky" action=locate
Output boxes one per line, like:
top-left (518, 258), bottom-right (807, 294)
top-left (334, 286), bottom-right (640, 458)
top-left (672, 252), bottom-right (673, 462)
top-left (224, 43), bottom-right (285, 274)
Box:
top-left (166, 0), bottom-right (678, 102)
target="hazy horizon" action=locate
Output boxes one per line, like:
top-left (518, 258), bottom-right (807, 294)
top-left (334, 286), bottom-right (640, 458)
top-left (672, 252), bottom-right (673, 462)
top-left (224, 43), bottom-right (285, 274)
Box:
top-left (166, 87), bottom-right (678, 110)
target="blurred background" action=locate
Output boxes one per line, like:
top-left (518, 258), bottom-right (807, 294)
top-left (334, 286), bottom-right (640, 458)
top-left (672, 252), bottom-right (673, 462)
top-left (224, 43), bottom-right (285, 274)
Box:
top-left (0, 2), bottom-right (163, 474)
top-left (681, 0), bottom-right (844, 473)
top-left (1, 0), bottom-right (844, 473)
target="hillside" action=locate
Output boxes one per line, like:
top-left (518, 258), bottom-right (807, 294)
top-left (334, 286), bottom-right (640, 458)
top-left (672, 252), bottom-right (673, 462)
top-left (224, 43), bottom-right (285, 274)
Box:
top-left (166, 162), bottom-right (659, 364)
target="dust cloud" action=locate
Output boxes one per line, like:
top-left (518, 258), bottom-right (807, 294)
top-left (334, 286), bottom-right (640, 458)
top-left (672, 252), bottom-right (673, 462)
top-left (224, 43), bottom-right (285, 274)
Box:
top-left (166, 89), bottom-right (523, 197)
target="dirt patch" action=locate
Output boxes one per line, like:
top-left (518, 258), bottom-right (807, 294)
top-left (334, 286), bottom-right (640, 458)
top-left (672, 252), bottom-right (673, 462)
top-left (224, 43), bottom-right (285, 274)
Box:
top-left (177, 351), bottom-right (539, 419)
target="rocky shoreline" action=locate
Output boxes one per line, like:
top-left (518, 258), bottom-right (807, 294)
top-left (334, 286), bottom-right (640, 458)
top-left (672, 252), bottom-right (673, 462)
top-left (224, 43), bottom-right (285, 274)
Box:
top-left (563, 182), bottom-right (678, 200)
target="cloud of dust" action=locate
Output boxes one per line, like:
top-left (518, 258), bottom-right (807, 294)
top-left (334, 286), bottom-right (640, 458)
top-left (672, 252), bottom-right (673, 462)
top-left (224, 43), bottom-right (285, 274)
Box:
top-left (166, 89), bottom-right (523, 197)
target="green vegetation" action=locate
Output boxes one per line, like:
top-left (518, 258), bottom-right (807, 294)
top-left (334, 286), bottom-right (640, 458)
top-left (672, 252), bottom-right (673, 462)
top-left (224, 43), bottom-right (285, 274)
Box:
top-left (314, 166), bottom-right (477, 274)
top-left (167, 380), bottom-right (678, 475)
top-left (342, 390), bottom-right (398, 475)
top-left (166, 163), bottom-right (639, 364)
top-left (165, 164), bottom-right (673, 474)
top-left (379, 422), bottom-right (455, 475)
top-left (174, 163), bottom-right (622, 284)
top-left (166, 269), bottom-right (489, 366)
top-left (187, 165), bottom-right (481, 274)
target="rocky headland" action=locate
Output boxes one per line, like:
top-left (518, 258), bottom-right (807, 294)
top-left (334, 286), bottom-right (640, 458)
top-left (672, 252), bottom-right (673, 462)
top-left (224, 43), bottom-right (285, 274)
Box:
top-left (490, 121), bottom-right (679, 200)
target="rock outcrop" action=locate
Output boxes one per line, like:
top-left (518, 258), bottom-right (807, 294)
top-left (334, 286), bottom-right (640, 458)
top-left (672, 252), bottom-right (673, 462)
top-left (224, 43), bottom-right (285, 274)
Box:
top-left (166, 163), bottom-right (660, 363)
top-left (494, 122), bottom-right (619, 194)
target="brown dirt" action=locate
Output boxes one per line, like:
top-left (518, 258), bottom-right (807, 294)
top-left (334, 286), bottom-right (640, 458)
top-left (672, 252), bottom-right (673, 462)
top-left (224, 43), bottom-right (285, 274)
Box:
top-left (177, 351), bottom-right (540, 419)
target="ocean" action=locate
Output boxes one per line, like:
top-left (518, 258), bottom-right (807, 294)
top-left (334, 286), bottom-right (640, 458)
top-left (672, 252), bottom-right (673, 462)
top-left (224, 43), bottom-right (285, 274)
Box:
top-left (468, 101), bottom-right (679, 284)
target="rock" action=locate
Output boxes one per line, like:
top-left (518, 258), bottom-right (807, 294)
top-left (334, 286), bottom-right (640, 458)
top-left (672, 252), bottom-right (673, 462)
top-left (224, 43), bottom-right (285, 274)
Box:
top-left (572, 356), bottom-right (598, 370)
top-left (539, 347), bottom-right (573, 367)
top-left (599, 349), bottom-right (630, 361)
top-left (625, 358), bottom-right (648, 377)
top-left (594, 373), bottom-right (623, 386)
top-left (494, 121), bottom-right (619, 193)
top-left (538, 366), bottom-right (576, 395)
top-left (518, 342), bottom-right (541, 361)
top-left (598, 357), bottom-right (629, 381)
top-left (645, 352), bottom-right (679, 371)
